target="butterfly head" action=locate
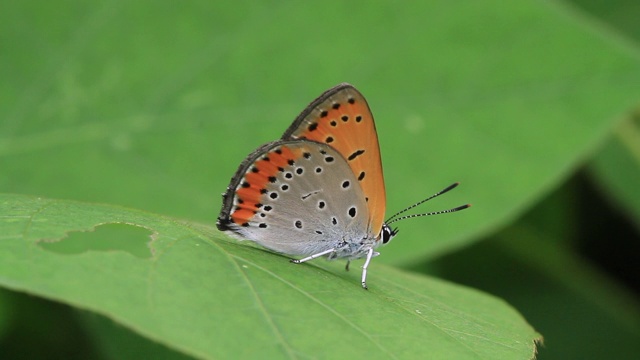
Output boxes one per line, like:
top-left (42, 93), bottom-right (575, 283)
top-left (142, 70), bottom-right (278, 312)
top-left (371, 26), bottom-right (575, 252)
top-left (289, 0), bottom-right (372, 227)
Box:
top-left (380, 223), bottom-right (398, 245)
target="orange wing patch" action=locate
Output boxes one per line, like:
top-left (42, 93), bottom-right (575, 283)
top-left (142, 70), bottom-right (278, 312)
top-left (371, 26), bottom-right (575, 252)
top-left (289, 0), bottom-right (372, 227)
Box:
top-left (230, 144), bottom-right (303, 226)
top-left (282, 84), bottom-right (386, 235)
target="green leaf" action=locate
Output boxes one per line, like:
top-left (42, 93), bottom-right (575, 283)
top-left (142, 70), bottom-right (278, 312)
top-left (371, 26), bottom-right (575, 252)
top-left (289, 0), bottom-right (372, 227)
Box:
top-left (425, 182), bottom-right (640, 359)
top-left (574, 0), bottom-right (640, 233)
top-left (0, 194), bottom-right (539, 359)
top-left (588, 115), bottom-right (640, 227)
top-left (428, 229), bottom-right (640, 360)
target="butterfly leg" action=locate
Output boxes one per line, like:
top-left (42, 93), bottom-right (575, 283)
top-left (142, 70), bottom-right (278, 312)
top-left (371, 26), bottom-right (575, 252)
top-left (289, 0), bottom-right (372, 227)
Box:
top-left (290, 248), bottom-right (335, 264)
top-left (360, 248), bottom-right (375, 290)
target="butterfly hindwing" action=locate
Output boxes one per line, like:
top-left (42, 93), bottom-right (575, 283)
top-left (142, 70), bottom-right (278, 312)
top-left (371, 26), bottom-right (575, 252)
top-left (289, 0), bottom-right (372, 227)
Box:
top-left (281, 83), bottom-right (386, 235)
top-left (217, 140), bottom-right (370, 256)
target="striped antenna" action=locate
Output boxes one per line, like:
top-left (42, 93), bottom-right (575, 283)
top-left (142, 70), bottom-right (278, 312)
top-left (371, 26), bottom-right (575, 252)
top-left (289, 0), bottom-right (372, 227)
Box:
top-left (385, 182), bottom-right (470, 225)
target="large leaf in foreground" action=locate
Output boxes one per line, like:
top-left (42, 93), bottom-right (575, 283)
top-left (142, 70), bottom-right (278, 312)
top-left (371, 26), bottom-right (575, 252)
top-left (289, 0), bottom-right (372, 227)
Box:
top-left (0, 194), bottom-right (539, 359)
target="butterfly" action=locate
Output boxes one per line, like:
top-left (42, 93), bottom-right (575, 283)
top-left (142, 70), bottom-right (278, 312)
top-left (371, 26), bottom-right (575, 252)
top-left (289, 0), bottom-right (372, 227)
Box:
top-left (217, 83), bottom-right (469, 289)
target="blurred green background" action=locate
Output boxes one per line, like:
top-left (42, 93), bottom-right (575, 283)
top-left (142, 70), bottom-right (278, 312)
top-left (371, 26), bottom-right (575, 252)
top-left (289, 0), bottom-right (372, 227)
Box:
top-left (1, 0), bottom-right (640, 359)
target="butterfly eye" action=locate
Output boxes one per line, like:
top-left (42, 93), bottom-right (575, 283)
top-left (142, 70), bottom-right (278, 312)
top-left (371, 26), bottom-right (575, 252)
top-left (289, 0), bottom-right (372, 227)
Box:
top-left (380, 224), bottom-right (398, 244)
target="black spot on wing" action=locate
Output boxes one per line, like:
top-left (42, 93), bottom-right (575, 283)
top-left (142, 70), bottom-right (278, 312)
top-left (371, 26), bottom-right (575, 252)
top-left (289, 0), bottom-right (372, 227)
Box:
top-left (348, 150), bottom-right (365, 161)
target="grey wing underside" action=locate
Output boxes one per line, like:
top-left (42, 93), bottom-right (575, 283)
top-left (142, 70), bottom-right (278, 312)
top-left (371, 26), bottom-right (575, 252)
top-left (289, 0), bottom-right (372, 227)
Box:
top-left (225, 141), bottom-right (370, 256)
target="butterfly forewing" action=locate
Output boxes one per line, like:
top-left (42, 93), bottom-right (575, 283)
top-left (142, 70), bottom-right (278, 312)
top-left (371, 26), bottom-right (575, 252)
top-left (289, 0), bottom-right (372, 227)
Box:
top-left (282, 83), bottom-right (386, 235)
top-left (218, 140), bottom-right (370, 256)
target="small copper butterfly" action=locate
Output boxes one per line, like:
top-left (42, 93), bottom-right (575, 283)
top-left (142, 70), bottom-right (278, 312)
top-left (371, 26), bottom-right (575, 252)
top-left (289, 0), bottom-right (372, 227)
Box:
top-left (217, 83), bottom-right (469, 289)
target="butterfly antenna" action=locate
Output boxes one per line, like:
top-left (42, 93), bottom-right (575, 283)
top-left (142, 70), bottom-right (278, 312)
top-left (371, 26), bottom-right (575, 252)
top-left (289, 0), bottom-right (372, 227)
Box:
top-left (385, 182), bottom-right (464, 223)
top-left (385, 182), bottom-right (460, 223)
top-left (386, 204), bottom-right (471, 225)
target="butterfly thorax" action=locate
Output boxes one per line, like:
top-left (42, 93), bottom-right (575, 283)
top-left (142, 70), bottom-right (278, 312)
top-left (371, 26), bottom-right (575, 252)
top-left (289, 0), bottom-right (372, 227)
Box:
top-left (327, 234), bottom-right (381, 260)
top-left (326, 222), bottom-right (396, 260)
